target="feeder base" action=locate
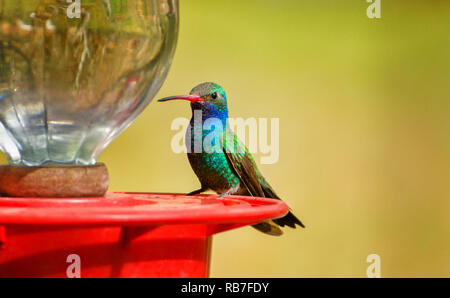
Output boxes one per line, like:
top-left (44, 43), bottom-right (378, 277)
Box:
top-left (0, 224), bottom-right (212, 278)
top-left (0, 163), bottom-right (108, 197)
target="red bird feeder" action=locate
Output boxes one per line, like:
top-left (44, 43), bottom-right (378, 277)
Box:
top-left (0, 192), bottom-right (288, 277)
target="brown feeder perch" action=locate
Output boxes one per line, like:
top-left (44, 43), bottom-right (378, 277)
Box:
top-left (0, 164), bottom-right (109, 197)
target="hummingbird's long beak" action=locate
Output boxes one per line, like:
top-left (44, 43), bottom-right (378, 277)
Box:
top-left (157, 95), bottom-right (203, 102)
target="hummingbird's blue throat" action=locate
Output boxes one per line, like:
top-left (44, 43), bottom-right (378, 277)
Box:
top-left (191, 102), bottom-right (228, 124)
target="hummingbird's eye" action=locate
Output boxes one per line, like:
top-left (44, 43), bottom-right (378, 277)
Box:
top-left (211, 92), bottom-right (218, 99)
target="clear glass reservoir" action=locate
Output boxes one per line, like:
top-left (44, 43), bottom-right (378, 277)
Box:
top-left (0, 0), bottom-right (178, 166)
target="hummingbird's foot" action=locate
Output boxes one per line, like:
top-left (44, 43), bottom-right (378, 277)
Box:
top-left (218, 184), bottom-right (241, 198)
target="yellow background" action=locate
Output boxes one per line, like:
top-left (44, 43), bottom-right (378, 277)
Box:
top-left (101, 1), bottom-right (450, 277)
top-left (5, 1), bottom-right (446, 277)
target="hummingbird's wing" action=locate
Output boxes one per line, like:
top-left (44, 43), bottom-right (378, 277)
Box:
top-left (221, 132), bottom-right (305, 229)
top-left (221, 132), bottom-right (264, 197)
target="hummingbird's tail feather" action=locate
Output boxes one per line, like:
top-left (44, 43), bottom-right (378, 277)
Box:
top-left (273, 211), bottom-right (305, 229)
top-left (256, 178), bottom-right (305, 229)
top-left (252, 221), bottom-right (283, 236)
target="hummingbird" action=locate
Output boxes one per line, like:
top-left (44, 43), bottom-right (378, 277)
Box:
top-left (158, 82), bottom-right (304, 236)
